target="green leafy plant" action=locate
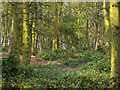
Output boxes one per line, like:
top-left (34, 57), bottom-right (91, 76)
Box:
top-left (36, 48), bottom-right (71, 60)
top-left (2, 54), bottom-right (20, 77)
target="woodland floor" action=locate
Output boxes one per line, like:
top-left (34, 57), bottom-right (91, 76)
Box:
top-left (0, 52), bottom-right (81, 71)
top-left (1, 51), bottom-right (112, 88)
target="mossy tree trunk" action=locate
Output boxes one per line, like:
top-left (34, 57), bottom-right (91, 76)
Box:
top-left (118, 2), bottom-right (120, 89)
top-left (22, 2), bottom-right (31, 65)
top-left (95, 3), bottom-right (99, 50)
top-left (77, 3), bottom-right (81, 49)
top-left (29, 3), bottom-right (34, 56)
top-left (34, 3), bottom-right (38, 55)
top-left (103, 1), bottom-right (110, 52)
top-left (52, 37), bottom-right (55, 52)
top-left (86, 11), bottom-right (89, 49)
top-left (58, 2), bottom-right (63, 48)
top-left (52, 3), bottom-right (58, 52)
top-left (110, 2), bottom-right (120, 88)
top-left (39, 36), bottom-right (42, 52)
top-left (31, 3), bottom-right (37, 56)
top-left (12, 3), bottom-right (20, 58)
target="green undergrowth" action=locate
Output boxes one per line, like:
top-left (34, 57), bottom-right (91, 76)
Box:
top-left (75, 49), bottom-right (106, 62)
top-left (2, 54), bottom-right (20, 77)
top-left (2, 50), bottom-right (118, 89)
top-left (2, 46), bottom-right (9, 52)
top-left (36, 48), bottom-right (74, 60)
top-left (2, 63), bottom-right (111, 88)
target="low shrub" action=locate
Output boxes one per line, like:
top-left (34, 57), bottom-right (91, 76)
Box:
top-left (80, 54), bottom-right (111, 73)
top-left (2, 54), bottom-right (20, 77)
top-left (75, 49), bottom-right (104, 62)
top-left (2, 46), bottom-right (9, 52)
top-left (36, 48), bottom-right (71, 60)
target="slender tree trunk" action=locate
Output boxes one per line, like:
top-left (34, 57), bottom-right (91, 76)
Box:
top-left (34, 3), bottom-right (38, 54)
top-left (52, 37), bottom-right (55, 52)
top-left (0, 16), bottom-right (2, 52)
top-left (95, 3), bottom-right (99, 50)
top-left (31, 3), bottom-right (37, 56)
top-left (78, 3), bottom-right (81, 49)
top-left (3, 17), bottom-right (7, 48)
top-left (101, 28), bottom-right (105, 46)
top-left (103, 1), bottom-right (110, 52)
top-left (59, 31), bottom-right (62, 48)
top-left (58, 2), bottom-right (62, 48)
top-left (8, 17), bottom-right (13, 55)
top-left (39, 36), bottom-right (42, 52)
top-left (35, 32), bottom-right (38, 54)
top-left (90, 2), bottom-right (94, 48)
top-left (86, 11), bottom-right (89, 48)
top-left (31, 25), bottom-right (35, 55)
top-left (95, 23), bottom-right (100, 50)
top-left (52, 3), bottom-right (58, 51)
top-left (67, 36), bottom-right (70, 49)
top-left (29, 3), bottom-right (34, 56)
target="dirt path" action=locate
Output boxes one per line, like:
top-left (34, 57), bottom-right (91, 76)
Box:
top-left (0, 52), bottom-right (80, 71)
top-left (0, 52), bottom-right (58, 66)
top-left (31, 56), bottom-right (59, 65)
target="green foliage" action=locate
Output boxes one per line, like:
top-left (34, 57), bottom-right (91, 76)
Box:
top-left (2, 59), bottom-right (112, 88)
top-left (57, 59), bottom-right (82, 68)
top-left (62, 12), bottom-right (77, 23)
top-left (2, 46), bottom-right (9, 52)
top-left (97, 46), bottom-right (106, 53)
top-left (78, 50), bottom-right (111, 73)
top-left (75, 50), bottom-right (104, 62)
top-left (36, 48), bottom-right (71, 60)
top-left (2, 54), bottom-right (20, 78)
top-left (2, 50), bottom-right (115, 89)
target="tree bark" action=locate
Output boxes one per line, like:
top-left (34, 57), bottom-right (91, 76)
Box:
top-left (103, 1), bottom-right (110, 52)
top-left (8, 17), bottom-right (13, 55)
top-left (110, 2), bottom-right (119, 88)
top-left (22, 2), bottom-right (30, 65)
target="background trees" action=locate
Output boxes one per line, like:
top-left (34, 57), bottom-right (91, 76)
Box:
top-left (1, 2), bottom-right (106, 54)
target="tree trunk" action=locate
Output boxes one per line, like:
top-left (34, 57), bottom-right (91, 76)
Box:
top-left (3, 16), bottom-right (6, 48)
top-left (52, 37), bottom-right (55, 52)
top-left (110, 2), bottom-right (119, 88)
top-left (34, 3), bottom-right (38, 54)
top-left (39, 36), bottom-right (42, 52)
top-left (35, 32), bottom-right (38, 54)
top-left (12, 3), bottom-right (20, 59)
top-left (22, 2), bottom-right (30, 65)
top-left (86, 11), bottom-right (89, 48)
top-left (103, 1), bottom-right (110, 52)
top-left (78, 4), bottom-right (81, 49)
top-left (8, 17), bottom-right (13, 55)
top-left (31, 3), bottom-right (37, 56)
